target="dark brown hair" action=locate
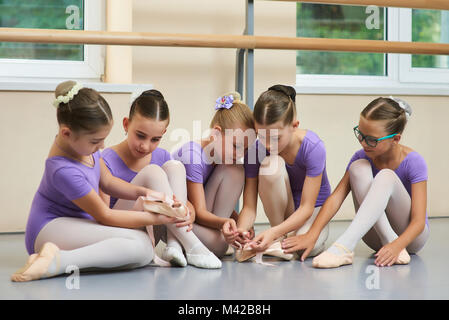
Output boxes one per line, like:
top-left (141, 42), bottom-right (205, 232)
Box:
top-left (129, 89), bottom-right (169, 125)
top-left (253, 85), bottom-right (297, 126)
top-left (361, 97), bottom-right (412, 134)
top-left (55, 80), bottom-right (112, 133)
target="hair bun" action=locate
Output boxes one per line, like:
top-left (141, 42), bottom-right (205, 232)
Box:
top-left (55, 80), bottom-right (77, 98)
top-left (389, 96), bottom-right (412, 119)
top-left (223, 91), bottom-right (242, 103)
top-left (141, 89), bottom-right (164, 100)
top-left (268, 84), bottom-right (296, 103)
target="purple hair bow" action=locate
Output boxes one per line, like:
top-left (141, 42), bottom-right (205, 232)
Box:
top-left (215, 95), bottom-right (234, 110)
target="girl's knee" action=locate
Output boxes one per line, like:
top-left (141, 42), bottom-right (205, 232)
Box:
top-left (140, 164), bottom-right (167, 180)
top-left (348, 159), bottom-right (371, 180)
top-left (138, 164), bottom-right (169, 188)
top-left (216, 164), bottom-right (244, 185)
top-left (162, 159), bottom-right (186, 174)
top-left (259, 155), bottom-right (285, 182)
top-left (371, 169), bottom-right (398, 188)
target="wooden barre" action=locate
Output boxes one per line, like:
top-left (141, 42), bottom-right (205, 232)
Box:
top-left (273, 0), bottom-right (449, 11)
top-left (1, 28), bottom-right (449, 55)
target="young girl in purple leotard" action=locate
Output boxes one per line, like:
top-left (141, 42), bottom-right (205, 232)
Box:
top-left (222, 85), bottom-right (331, 260)
top-left (283, 97), bottom-right (429, 268)
top-left (12, 81), bottom-right (181, 282)
top-left (101, 90), bottom-right (221, 269)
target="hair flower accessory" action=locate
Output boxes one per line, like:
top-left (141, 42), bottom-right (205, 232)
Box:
top-left (389, 96), bottom-right (412, 120)
top-left (215, 95), bottom-right (234, 110)
top-left (53, 82), bottom-right (83, 108)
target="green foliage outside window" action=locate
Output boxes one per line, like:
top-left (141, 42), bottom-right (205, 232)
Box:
top-left (0, 0), bottom-right (84, 61)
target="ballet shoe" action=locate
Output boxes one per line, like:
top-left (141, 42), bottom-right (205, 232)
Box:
top-left (11, 242), bottom-right (60, 282)
top-left (141, 195), bottom-right (188, 220)
top-left (162, 246), bottom-right (187, 267)
top-left (12, 253), bottom-right (38, 276)
top-left (395, 248), bottom-right (411, 265)
top-left (263, 240), bottom-right (295, 261)
top-left (224, 245), bottom-right (234, 256)
top-left (235, 239), bottom-right (294, 263)
top-left (185, 243), bottom-right (222, 269)
top-left (235, 246), bottom-right (257, 262)
top-left (312, 243), bottom-right (354, 269)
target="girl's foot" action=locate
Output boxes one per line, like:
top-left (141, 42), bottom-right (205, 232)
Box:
top-left (312, 243), bottom-right (354, 269)
top-left (162, 246), bottom-right (187, 267)
top-left (186, 243), bottom-right (222, 269)
top-left (395, 248), bottom-right (410, 265)
top-left (11, 242), bottom-right (60, 282)
top-left (12, 253), bottom-right (38, 275)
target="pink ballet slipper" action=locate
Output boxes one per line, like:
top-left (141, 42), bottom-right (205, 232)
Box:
top-left (312, 243), bottom-right (354, 269)
top-left (141, 195), bottom-right (188, 221)
top-left (395, 248), bottom-right (411, 265)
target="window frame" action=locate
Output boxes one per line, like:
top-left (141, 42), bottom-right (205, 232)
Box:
top-left (0, 0), bottom-right (104, 82)
top-left (295, 7), bottom-right (449, 95)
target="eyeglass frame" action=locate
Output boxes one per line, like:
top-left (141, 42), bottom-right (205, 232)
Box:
top-left (353, 125), bottom-right (398, 148)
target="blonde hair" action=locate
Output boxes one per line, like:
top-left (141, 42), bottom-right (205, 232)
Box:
top-left (210, 92), bottom-right (254, 130)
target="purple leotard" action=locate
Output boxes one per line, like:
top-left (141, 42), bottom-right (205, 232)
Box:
top-left (102, 147), bottom-right (172, 208)
top-left (346, 149), bottom-right (428, 223)
top-left (24, 152), bottom-right (101, 254)
top-left (171, 141), bottom-right (215, 184)
top-left (244, 130), bottom-right (331, 210)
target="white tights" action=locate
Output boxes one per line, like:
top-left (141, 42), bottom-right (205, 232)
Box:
top-left (331, 159), bottom-right (429, 254)
top-left (33, 160), bottom-right (211, 275)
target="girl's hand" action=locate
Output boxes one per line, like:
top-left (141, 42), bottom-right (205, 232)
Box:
top-left (149, 211), bottom-right (178, 225)
top-left (222, 219), bottom-right (239, 246)
top-left (249, 228), bottom-right (277, 252)
top-left (169, 195), bottom-right (193, 231)
top-left (281, 232), bottom-right (317, 261)
top-left (374, 241), bottom-right (403, 267)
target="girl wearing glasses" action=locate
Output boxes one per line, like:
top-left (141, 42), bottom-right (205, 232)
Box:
top-left (282, 97), bottom-right (429, 268)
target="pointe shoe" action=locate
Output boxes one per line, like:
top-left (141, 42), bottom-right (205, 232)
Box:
top-left (395, 248), bottom-right (411, 265)
top-left (235, 239), bottom-right (294, 263)
top-left (263, 240), bottom-right (295, 261)
top-left (312, 243), bottom-right (354, 269)
top-left (141, 195), bottom-right (188, 220)
top-left (235, 246), bottom-right (257, 262)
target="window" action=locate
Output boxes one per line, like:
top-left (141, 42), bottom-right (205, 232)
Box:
top-left (0, 0), bottom-right (104, 81)
top-left (297, 4), bottom-right (386, 76)
top-left (296, 4), bottom-right (449, 94)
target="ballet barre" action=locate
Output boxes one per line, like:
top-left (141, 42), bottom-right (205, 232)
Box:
top-left (269, 0), bottom-right (449, 11)
top-left (0, 28), bottom-right (448, 55)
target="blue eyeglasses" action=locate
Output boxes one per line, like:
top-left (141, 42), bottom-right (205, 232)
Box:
top-left (353, 126), bottom-right (398, 148)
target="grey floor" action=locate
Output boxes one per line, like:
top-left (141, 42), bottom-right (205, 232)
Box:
top-left (1, 218), bottom-right (448, 300)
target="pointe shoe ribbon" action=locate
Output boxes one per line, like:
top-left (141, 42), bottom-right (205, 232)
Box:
top-left (141, 195), bottom-right (189, 221)
top-left (312, 242), bottom-right (354, 269)
top-left (234, 238), bottom-right (294, 266)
